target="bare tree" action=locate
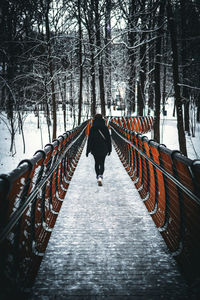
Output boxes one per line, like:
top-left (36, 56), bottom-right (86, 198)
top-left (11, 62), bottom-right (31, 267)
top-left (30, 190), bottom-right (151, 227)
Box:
top-left (94, 0), bottom-right (106, 116)
top-left (166, 0), bottom-right (187, 156)
top-left (154, 1), bottom-right (165, 143)
top-left (180, 0), bottom-right (190, 134)
top-left (83, 0), bottom-right (97, 117)
top-left (42, 0), bottom-right (57, 140)
top-left (104, 0), bottom-right (112, 112)
top-left (78, 0), bottom-right (83, 125)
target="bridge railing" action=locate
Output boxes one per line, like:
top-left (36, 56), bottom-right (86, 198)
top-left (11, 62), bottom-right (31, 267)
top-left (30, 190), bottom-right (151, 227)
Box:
top-left (107, 116), bottom-right (154, 133)
top-left (0, 120), bottom-right (89, 294)
top-left (110, 120), bottom-right (200, 285)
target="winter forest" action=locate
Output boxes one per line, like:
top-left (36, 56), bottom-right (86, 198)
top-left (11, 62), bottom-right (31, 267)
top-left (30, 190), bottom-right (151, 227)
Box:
top-left (0, 0), bottom-right (200, 172)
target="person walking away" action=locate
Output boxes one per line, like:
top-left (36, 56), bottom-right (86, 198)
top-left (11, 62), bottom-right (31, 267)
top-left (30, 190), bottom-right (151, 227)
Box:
top-left (86, 114), bottom-right (112, 186)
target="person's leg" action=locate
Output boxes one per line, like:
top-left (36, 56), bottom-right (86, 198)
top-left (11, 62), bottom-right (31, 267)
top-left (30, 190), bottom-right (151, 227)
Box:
top-left (99, 156), bottom-right (106, 177)
top-left (93, 155), bottom-right (100, 178)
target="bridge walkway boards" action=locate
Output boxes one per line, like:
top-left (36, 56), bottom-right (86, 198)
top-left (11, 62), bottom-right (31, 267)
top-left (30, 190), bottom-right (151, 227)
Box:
top-left (30, 147), bottom-right (189, 299)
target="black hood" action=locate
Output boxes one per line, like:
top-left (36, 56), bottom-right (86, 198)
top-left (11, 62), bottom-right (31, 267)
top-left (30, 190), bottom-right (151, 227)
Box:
top-left (93, 118), bottom-right (105, 128)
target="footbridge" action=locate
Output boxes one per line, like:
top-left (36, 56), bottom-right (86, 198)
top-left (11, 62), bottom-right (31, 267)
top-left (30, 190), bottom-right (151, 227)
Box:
top-left (0, 117), bottom-right (200, 299)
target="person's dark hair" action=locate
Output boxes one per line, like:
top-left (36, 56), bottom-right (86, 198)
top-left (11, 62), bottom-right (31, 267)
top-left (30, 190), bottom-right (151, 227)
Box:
top-left (94, 113), bottom-right (102, 120)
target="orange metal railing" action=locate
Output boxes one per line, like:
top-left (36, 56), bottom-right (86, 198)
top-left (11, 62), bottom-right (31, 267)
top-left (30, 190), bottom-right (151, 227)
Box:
top-left (0, 120), bottom-right (90, 295)
top-left (110, 120), bottom-right (200, 285)
top-left (1, 115), bottom-right (200, 294)
top-left (107, 115), bottom-right (154, 133)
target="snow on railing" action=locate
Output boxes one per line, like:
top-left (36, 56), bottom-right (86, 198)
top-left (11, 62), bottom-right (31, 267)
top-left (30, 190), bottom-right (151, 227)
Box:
top-left (110, 120), bottom-right (200, 285)
top-left (0, 120), bottom-right (90, 295)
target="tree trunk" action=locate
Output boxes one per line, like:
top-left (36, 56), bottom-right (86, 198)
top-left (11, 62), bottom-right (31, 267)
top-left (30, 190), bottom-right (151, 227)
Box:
top-left (46, 95), bottom-right (51, 142)
top-left (78, 0), bottom-right (83, 125)
top-left (167, 0), bottom-right (187, 156)
top-left (105, 0), bottom-right (112, 113)
top-left (90, 51), bottom-right (96, 117)
top-left (127, 0), bottom-right (136, 114)
top-left (154, 2), bottom-right (165, 143)
top-left (1, 62), bottom-right (6, 108)
top-left (18, 112), bottom-right (26, 153)
top-left (137, 42), bottom-right (145, 116)
top-left (147, 0), bottom-right (155, 115)
top-left (45, 3), bottom-right (57, 140)
top-left (63, 77), bottom-right (66, 132)
top-left (162, 37), bottom-right (167, 112)
top-left (89, 1), bottom-right (96, 117)
top-left (197, 96), bottom-right (200, 122)
top-left (94, 0), bottom-right (105, 117)
top-left (99, 62), bottom-right (106, 116)
top-left (57, 75), bottom-right (66, 133)
top-left (69, 64), bottom-right (73, 119)
top-left (137, 1), bottom-right (146, 116)
top-left (147, 46), bottom-right (154, 115)
top-left (9, 117), bottom-right (15, 155)
top-left (180, 0), bottom-right (190, 134)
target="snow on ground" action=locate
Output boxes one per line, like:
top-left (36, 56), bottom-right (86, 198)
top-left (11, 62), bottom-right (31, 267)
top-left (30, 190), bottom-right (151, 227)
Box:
top-left (159, 98), bottom-right (200, 160)
top-left (0, 110), bottom-right (76, 174)
top-left (161, 117), bottom-right (200, 160)
top-left (0, 98), bottom-right (199, 175)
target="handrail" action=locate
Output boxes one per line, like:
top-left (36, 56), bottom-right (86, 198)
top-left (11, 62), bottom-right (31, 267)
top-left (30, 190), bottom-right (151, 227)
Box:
top-left (111, 124), bottom-right (200, 206)
top-left (110, 120), bottom-right (200, 284)
top-left (0, 120), bottom-right (90, 296)
top-left (0, 123), bottom-right (88, 243)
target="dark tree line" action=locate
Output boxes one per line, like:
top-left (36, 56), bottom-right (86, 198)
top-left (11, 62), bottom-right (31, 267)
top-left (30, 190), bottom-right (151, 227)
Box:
top-left (0, 0), bottom-right (200, 156)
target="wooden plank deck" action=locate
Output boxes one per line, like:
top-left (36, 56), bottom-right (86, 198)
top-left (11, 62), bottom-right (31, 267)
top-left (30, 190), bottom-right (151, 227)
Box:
top-left (29, 147), bottom-right (189, 299)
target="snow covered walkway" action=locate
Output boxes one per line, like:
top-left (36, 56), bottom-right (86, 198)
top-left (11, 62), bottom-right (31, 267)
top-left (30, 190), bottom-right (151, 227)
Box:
top-left (30, 146), bottom-right (189, 299)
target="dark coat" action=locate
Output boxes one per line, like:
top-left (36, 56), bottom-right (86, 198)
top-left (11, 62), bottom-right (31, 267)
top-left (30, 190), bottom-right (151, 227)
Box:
top-left (86, 118), bottom-right (112, 157)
